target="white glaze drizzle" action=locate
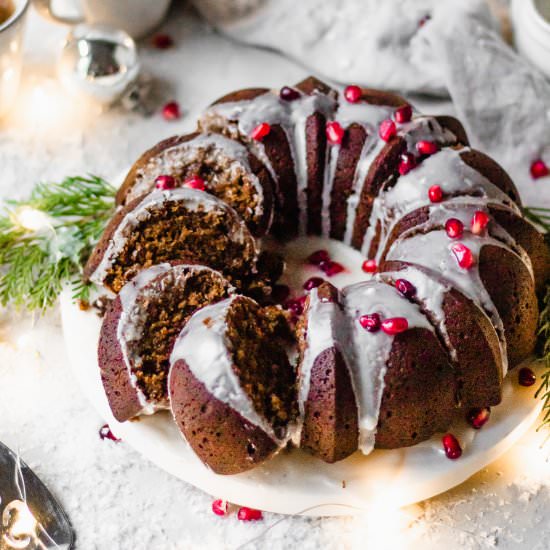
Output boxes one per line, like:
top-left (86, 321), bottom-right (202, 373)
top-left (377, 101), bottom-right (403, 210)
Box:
top-left (169, 296), bottom-right (281, 442)
top-left (342, 281), bottom-right (433, 454)
top-left (91, 188), bottom-right (255, 286)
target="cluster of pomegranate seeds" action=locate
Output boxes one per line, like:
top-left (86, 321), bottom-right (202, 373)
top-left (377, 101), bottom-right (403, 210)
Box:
top-left (250, 122), bottom-right (271, 141)
top-left (271, 284), bottom-right (290, 304)
top-left (184, 176), bottom-right (206, 191)
top-left (395, 279), bottom-right (416, 300)
top-left (162, 101), bottom-right (181, 120)
top-left (308, 249), bottom-right (330, 264)
top-left (467, 407), bottom-right (491, 429)
top-left (428, 184), bottom-right (443, 203)
top-left (99, 424), bottom-right (120, 442)
top-left (379, 119), bottom-right (397, 142)
top-left (280, 86), bottom-right (300, 101)
top-left (416, 140), bottom-right (438, 156)
top-left (445, 218), bottom-right (464, 239)
top-left (359, 313), bottom-right (381, 332)
top-left (303, 277), bottom-right (324, 291)
top-left (283, 296), bottom-right (306, 316)
top-left (518, 367), bottom-right (536, 387)
top-left (237, 507), bottom-right (263, 521)
top-left (344, 85), bottom-right (362, 103)
top-left (152, 33), bottom-right (173, 49)
top-left (442, 433), bottom-right (462, 459)
top-left (212, 499), bottom-right (228, 517)
top-left (155, 175), bottom-right (176, 190)
top-left (470, 210), bottom-right (489, 235)
top-left (326, 121), bottom-right (345, 145)
top-left (451, 243), bottom-right (475, 270)
top-left (362, 259), bottom-right (377, 274)
top-left (398, 152), bottom-right (417, 175)
top-left (530, 158), bottom-right (549, 179)
top-left (394, 104), bottom-right (412, 124)
top-left (381, 317), bottom-right (409, 335)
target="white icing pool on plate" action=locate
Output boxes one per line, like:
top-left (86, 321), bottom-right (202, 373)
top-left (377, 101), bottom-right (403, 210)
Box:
top-left (60, 236), bottom-right (545, 516)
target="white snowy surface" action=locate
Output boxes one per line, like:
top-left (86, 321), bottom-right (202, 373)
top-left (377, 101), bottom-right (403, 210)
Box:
top-left (0, 3), bottom-right (549, 549)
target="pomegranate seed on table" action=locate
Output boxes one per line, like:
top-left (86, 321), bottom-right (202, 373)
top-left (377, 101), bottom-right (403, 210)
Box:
top-left (99, 424), bottom-right (120, 442)
top-left (152, 34), bottom-right (173, 49)
top-left (183, 176), bottom-right (206, 191)
top-left (470, 210), bottom-right (490, 235)
top-left (442, 433), bottom-right (462, 459)
top-left (467, 407), bottom-right (491, 429)
top-left (155, 175), bottom-right (176, 190)
top-left (162, 101), bottom-right (181, 120)
top-left (308, 249), bottom-right (330, 265)
top-left (344, 85), bottom-right (362, 103)
top-left (283, 296), bottom-right (307, 316)
top-left (381, 317), bottom-right (409, 335)
top-left (362, 259), bottom-right (377, 273)
top-left (212, 499), bottom-right (228, 517)
top-left (303, 277), bottom-right (325, 291)
top-left (237, 507), bottom-right (263, 521)
top-left (428, 184), bottom-right (443, 203)
top-left (398, 152), bottom-right (417, 175)
top-left (394, 104), bottom-right (412, 124)
top-left (451, 243), bottom-right (475, 269)
top-left (445, 218), bottom-right (464, 239)
top-left (530, 159), bottom-right (549, 179)
top-left (279, 86), bottom-right (300, 101)
top-left (379, 119), bottom-right (397, 142)
top-left (518, 367), bottom-right (536, 387)
top-left (359, 313), bottom-right (381, 332)
top-left (326, 121), bottom-right (345, 145)
top-left (250, 123), bottom-right (271, 141)
top-left (320, 260), bottom-right (345, 277)
top-left (395, 279), bottom-right (416, 300)
top-left (416, 140), bottom-right (438, 156)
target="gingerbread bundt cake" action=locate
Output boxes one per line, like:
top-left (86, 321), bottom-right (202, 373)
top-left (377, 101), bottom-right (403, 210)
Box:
top-left (87, 76), bottom-right (549, 474)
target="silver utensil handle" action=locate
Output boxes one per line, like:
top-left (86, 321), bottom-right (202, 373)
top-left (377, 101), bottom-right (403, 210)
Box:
top-left (33, 0), bottom-right (84, 25)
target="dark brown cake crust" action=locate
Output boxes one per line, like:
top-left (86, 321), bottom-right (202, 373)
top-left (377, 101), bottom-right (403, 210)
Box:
top-left (169, 359), bottom-right (278, 475)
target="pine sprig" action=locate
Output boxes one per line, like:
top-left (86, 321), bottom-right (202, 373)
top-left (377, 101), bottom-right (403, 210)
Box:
top-left (524, 206), bottom-right (550, 233)
top-left (0, 175), bottom-right (116, 311)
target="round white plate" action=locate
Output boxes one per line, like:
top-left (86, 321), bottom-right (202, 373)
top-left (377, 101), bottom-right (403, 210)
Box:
top-left (61, 237), bottom-right (545, 516)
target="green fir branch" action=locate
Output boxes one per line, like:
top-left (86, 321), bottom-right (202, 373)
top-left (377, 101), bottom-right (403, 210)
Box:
top-left (0, 175), bottom-right (115, 312)
top-left (524, 206), bottom-right (550, 233)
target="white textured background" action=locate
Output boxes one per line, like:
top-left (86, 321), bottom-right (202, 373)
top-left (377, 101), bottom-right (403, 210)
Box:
top-left (0, 3), bottom-right (548, 549)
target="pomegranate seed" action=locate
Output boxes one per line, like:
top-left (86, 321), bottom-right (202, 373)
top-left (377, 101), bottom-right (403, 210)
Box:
top-left (381, 317), bottom-right (409, 335)
top-left (379, 119), bottom-right (397, 142)
top-left (212, 499), bottom-right (228, 516)
top-left (280, 86), bottom-right (300, 101)
top-left (445, 218), bottom-right (464, 239)
top-left (530, 159), bottom-right (549, 179)
top-left (155, 175), bottom-right (176, 190)
top-left (395, 279), bottom-right (416, 300)
top-left (418, 14), bottom-right (432, 27)
top-left (451, 243), bottom-right (475, 269)
top-left (467, 407), bottom-right (491, 429)
top-left (398, 152), bottom-right (417, 175)
top-left (162, 101), bottom-right (180, 120)
top-left (308, 249), bottom-right (330, 265)
top-left (470, 210), bottom-right (490, 235)
top-left (394, 104), bottom-right (412, 124)
top-left (272, 284), bottom-right (290, 304)
top-left (359, 313), bottom-right (381, 332)
top-left (326, 121), bottom-right (345, 145)
top-left (283, 296), bottom-right (306, 316)
top-left (303, 277), bottom-right (324, 291)
top-left (416, 140), bottom-right (438, 156)
top-left (442, 433), bottom-right (462, 459)
top-left (518, 367), bottom-right (536, 387)
top-left (320, 260), bottom-right (345, 277)
top-left (237, 507), bottom-right (263, 521)
top-left (344, 85), bottom-right (362, 103)
top-left (250, 123), bottom-right (271, 141)
top-left (152, 33), bottom-right (173, 49)
top-left (362, 259), bottom-right (378, 274)
top-left (428, 184), bottom-right (443, 203)
top-left (183, 176), bottom-right (206, 191)
top-left (99, 424), bottom-right (120, 442)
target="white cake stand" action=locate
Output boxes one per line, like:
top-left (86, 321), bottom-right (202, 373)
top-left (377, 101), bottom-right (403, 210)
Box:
top-left (60, 237), bottom-right (545, 516)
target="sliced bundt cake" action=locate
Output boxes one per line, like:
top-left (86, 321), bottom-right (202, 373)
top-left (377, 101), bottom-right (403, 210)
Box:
top-left (168, 295), bottom-right (297, 474)
top-left (98, 263), bottom-right (234, 422)
top-left (85, 188), bottom-right (258, 293)
top-left (116, 132), bottom-right (274, 237)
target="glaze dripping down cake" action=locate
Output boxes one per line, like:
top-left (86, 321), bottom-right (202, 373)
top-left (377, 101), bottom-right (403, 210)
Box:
top-left (86, 77), bottom-right (550, 474)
